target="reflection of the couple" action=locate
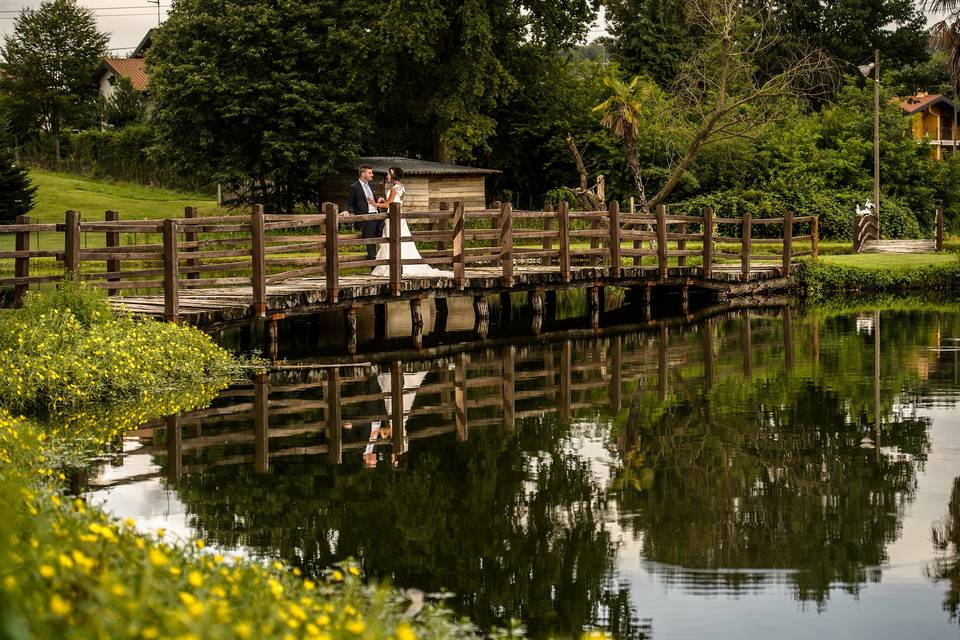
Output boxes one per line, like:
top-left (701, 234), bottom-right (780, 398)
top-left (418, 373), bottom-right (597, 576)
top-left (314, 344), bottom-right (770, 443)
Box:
top-left (342, 370), bottom-right (425, 468)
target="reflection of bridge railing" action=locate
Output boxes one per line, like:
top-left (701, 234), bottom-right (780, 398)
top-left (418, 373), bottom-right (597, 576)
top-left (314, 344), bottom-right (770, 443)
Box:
top-left (91, 307), bottom-right (811, 487)
top-left (1, 203), bottom-right (818, 324)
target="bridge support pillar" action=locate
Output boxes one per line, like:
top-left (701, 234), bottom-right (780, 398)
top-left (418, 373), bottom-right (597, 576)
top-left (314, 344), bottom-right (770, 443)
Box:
top-left (343, 306), bottom-right (358, 355)
top-left (374, 304), bottom-right (386, 342)
top-left (681, 284), bottom-right (690, 315)
top-left (410, 298), bottom-right (424, 349)
top-left (499, 292), bottom-right (512, 325)
top-left (529, 289), bottom-right (544, 335)
top-left (264, 318), bottom-right (278, 362)
top-left (435, 298), bottom-right (449, 334)
top-left (588, 286), bottom-right (601, 329)
top-left (474, 296), bottom-right (490, 338)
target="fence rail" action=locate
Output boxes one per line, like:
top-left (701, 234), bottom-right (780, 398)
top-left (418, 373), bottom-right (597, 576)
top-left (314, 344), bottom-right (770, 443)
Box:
top-left (1, 201), bottom-right (819, 321)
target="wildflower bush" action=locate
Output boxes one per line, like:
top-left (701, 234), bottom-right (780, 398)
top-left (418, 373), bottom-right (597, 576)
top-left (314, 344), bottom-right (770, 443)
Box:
top-left (0, 285), bottom-right (488, 639)
top-left (0, 283), bottom-right (235, 415)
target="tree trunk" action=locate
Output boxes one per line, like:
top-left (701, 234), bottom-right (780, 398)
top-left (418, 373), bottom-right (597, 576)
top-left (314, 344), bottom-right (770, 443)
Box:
top-left (433, 124), bottom-right (451, 164)
top-left (564, 133), bottom-right (602, 210)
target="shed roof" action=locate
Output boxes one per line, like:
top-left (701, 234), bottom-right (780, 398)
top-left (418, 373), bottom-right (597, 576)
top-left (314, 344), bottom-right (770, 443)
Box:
top-left (99, 58), bottom-right (149, 91)
top-left (899, 93), bottom-right (956, 114)
top-left (359, 156), bottom-right (500, 176)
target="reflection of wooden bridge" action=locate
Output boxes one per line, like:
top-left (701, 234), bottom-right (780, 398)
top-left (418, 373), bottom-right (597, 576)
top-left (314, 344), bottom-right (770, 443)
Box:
top-left (2, 202), bottom-right (818, 327)
top-left (90, 303), bottom-right (812, 487)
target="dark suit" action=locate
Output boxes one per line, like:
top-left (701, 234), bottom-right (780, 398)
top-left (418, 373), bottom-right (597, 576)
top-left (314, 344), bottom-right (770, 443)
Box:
top-left (346, 180), bottom-right (383, 260)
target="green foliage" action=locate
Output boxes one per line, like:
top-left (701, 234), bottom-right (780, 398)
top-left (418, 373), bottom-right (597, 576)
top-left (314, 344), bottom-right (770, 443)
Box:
top-left (0, 0), bottom-right (108, 152)
top-left (0, 151), bottom-right (37, 223)
top-left (795, 254), bottom-right (960, 297)
top-left (604, 0), bottom-right (692, 86)
top-left (147, 0), bottom-right (368, 213)
top-left (99, 76), bottom-right (146, 130)
top-left (772, 0), bottom-right (928, 70)
top-left (0, 283), bottom-right (235, 414)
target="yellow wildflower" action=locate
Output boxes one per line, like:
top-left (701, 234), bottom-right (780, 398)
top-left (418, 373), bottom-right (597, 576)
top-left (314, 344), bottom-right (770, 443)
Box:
top-left (50, 594), bottom-right (71, 617)
top-left (397, 624), bottom-right (417, 640)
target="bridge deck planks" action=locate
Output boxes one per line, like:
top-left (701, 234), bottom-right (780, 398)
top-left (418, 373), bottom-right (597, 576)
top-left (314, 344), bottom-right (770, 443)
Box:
top-left (109, 263), bottom-right (785, 326)
top-left (859, 239), bottom-right (936, 254)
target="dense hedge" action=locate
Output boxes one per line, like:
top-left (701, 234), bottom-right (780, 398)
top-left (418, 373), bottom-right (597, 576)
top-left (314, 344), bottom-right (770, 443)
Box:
top-left (794, 257), bottom-right (960, 297)
top-left (22, 126), bottom-right (212, 193)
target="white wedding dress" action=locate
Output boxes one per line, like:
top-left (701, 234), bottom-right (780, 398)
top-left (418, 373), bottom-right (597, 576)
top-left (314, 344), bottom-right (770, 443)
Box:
top-left (365, 371), bottom-right (426, 454)
top-left (371, 183), bottom-right (454, 278)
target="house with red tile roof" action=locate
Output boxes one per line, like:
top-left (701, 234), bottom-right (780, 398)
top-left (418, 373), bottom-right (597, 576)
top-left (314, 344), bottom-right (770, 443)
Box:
top-left (899, 92), bottom-right (957, 160)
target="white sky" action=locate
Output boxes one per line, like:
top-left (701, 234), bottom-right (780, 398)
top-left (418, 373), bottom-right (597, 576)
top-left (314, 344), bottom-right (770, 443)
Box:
top-left (0, 1), bottom-right (951, 56)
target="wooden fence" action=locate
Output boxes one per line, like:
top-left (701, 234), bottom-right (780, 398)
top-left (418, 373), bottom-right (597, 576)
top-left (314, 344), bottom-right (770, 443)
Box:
top-left (1, 202), bottom-right (818, 320)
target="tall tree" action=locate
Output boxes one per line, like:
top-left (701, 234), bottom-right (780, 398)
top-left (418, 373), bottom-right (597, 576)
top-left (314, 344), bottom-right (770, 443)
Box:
top-left (597, 0), bottom-right (834, 209)
top-left (929, 1), bottom-right (960, 97)
top-left (147, 0), bottom-right (368, 213)
top-left (366, 0), bottom-right (599, 163)
top-left (604, 0), bottom-right (693, 86)
top-left (771, 0), bottom-right (929, 69)
top-left (0, 0), bottom-right (108, 163)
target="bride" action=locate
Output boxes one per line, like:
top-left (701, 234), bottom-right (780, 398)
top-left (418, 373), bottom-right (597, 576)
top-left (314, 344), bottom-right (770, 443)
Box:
top-left (370, 167), bottom-right (454, 278)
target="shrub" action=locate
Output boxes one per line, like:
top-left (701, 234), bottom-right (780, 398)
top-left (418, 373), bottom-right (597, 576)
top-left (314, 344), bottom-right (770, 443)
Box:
top-left (0, 149), bottom-right (36, 224)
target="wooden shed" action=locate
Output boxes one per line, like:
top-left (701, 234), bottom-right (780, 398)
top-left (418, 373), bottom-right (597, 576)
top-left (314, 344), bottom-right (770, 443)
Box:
top-left (321, 157), bottom-right (500, 212)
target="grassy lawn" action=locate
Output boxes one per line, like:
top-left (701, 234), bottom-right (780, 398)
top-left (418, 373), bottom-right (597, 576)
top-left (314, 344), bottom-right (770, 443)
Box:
top-left (820, 253), bottom-right (958, 269)
top-left (3, 169), bottom-right (233, 252)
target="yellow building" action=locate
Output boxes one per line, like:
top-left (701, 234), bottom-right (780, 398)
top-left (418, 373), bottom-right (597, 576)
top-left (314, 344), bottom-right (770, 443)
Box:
top-left (899, 93), bottom-right (958, 160)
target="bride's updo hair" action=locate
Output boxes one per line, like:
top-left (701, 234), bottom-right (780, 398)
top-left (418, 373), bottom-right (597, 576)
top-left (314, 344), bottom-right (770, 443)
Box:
top-left (388, 166), bottom-right (404, 181)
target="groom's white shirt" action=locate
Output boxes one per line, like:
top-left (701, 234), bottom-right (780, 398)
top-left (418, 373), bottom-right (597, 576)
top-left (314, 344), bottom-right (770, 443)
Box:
top-left (360, 179), bottom-right (377, 213)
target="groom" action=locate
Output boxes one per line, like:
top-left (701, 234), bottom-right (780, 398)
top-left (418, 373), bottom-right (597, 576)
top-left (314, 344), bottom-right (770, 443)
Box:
top-left (345, 164), bottom-right (383, 260)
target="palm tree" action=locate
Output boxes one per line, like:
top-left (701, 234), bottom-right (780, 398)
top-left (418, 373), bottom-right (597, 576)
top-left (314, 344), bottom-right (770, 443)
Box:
top-left (593, 75), bottom-right (655, 209)
top-left (928, 1), bottom-right (960, 93)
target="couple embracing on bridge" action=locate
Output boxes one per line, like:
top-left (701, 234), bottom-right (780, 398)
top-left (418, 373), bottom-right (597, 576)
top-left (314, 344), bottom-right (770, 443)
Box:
top-left (343, 164), bottom-right (453, 278)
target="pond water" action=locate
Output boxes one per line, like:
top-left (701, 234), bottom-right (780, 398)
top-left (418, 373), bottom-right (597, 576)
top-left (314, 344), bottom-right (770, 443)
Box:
top-left (83, 297), bottom-right (960, 639)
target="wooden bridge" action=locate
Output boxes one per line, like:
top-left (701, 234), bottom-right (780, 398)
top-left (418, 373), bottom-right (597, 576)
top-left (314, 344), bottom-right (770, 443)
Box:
top-left (1, 201), bottom-right (818, 327)
top-left (854, 203), bottom-right (944, 254)
top-left (86, 302), bottom-right (805, 485)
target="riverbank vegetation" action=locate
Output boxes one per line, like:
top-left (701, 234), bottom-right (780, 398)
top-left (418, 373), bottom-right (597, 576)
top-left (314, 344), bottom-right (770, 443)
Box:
top-left (796, 253), bottom-right (960, 296)
top-left (0, 284), bottom-right (486, 639)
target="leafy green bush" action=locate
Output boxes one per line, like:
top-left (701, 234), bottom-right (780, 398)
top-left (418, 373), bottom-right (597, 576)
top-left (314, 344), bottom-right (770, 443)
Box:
top-left (0, 283), bottom-right (234, 414)
top-left (795, 256), bottom-right (960, 297)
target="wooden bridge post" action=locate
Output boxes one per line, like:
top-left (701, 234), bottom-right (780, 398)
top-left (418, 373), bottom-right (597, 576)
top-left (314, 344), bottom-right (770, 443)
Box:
top-left (391, 361), bottom-right (406, 455)
top-left (251, 204), bottom-right (267, 318)
top-left (183, 206), bottom-right (199, 281)
top-left (166, 414), bottom-right (182, 483)
top-left (162, 218), bottom-right (179, 323)
top-left (452, 201), bottom-right (466, 289)
top-left (455, 353), bottom-right (468, 441)
top-left (502, 346), bottom-right (515, 431)
top-left (323, 202), bottom-right (339, 303)
top-left (812, 216), bottom-right (819, 259)
top-left (254, 372), bottom-right (269, 473)
top-left (64, 210), bottom-right (81, 279)
top-left (936, 202), bottom-right (944, 252)
top-left (500, 201), bottom-right (513, 287)
top-left (740, 212), bottom-right (752, 281)
top-left (608, 200), bottom-right (621, 278)
top-left (543, 204), bottom-right (554, 267)
top-left (491, 200), bottom-right (502, 268)
top-left (438, 202), bottom-right (449, 252)
top-left (677, 219), bottom-right (687, 268)
top-left (656, 204), bottom-right (668, 279)
top-left (782, 210), bottom-right (793, 277)
top-left (326, 368), bottom-right (342, 464)
top-left (13, 215), bottom-right (30, 307)
top-left (389, 202), bottom-right (402, 295)
top-left (558, 201), bottom-right (571, 282)
top-left (702, 207), bottom-right (714, 279)
top-left (103, 211), bottom-right (121, 297)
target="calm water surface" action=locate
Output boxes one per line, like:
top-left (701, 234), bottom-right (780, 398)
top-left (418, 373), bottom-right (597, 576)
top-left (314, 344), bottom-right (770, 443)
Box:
top-left (84, 300), bottom-right (960, 639)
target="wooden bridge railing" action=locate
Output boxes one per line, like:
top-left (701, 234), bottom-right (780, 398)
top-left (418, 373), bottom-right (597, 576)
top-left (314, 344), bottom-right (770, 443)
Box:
top-left (0, 202), bottom-right (818, 320)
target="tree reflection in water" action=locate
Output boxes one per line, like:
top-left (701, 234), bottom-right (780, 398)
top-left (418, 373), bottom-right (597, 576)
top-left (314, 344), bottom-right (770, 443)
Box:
top-left (95, 305), bottom-right (960, 636)
top-left (931, 477), bottom-right (960, 619)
